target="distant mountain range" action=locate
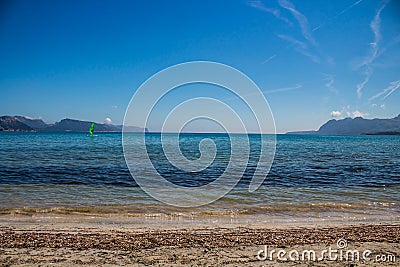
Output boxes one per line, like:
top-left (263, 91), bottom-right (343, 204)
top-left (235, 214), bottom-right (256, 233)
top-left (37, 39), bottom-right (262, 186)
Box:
top-left (0, 116), bottom-right (147, 133)
top-left (287, 114), bottom-right (400, 135)
top-left (2, 114), bottom-right (399, 135)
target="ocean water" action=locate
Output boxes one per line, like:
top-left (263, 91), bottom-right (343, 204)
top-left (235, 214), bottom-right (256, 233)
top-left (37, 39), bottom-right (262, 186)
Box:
top-left (0, 132), bottom-right (399, 223)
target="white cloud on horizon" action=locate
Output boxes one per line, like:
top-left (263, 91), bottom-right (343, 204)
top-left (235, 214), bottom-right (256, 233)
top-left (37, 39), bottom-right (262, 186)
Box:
top-left (352, 110), bottom-right (369, 118)
top-left (371, 103), bottom-right (386, 110)
top-left (330, 110), bottom-right (342, 119)
top-left (330, 107), bottom-right (369, 119)
top-left (104, 117), bottom-right (112, 124)
top-left (22, 115), bottom-right (43, 120)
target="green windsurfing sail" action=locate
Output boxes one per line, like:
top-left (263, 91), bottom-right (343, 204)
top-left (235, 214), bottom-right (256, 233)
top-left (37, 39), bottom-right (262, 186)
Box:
top-left (89, 122), bottom-right (95, 136)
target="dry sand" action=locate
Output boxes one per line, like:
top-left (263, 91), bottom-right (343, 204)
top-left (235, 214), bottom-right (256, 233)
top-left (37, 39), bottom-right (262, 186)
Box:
top-left (0, 216), bottom-right (399, 266)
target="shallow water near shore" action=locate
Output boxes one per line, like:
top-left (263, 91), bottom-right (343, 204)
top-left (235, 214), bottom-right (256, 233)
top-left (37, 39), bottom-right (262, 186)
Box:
top-left (1, 132), bottom-right (399, 224)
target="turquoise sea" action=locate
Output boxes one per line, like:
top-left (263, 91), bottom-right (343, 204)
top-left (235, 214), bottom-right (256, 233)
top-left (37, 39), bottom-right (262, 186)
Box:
top-left (0, 132), bottom-right (399, 223)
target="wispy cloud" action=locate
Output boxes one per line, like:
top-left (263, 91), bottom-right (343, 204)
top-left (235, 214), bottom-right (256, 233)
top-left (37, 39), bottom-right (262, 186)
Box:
top-left (322, 73), bottom-right (338, 94)
top-left (224, 83), bottom-right (303, 101)
top-left (368, 3), bottom-right (385, 62)
top-left (356, 0), bottom-right (389, 98)
top-left (248, 0), bottom-right (291, 25)
top-left (356, 67), bottom-right (372, 98)
top-left (259, 0), bottom-right (363, 65)
top-left (252, 0), bottom-right (322, 64)
top-left (337, 0), bottom-right (364, 16)
top-left (277, 34), bottom-right (320, 63)
top-left (277, 34), bottom-right (307, 49)
top-left (278, 0), bottom-right (317, 46)
top-left (263, 84), bottom-right (303, 94)
top-left (369, 80), bottom-right (400, 101)
top-left (296, 49), bottom-right (320, 64)
top-left (313, 0), bottom-right (364, 31)
top-left (261, 54), bottom-right (277, 64)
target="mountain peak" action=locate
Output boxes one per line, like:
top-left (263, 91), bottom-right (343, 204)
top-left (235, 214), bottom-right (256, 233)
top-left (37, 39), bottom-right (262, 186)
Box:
top-left (0, 115), bottom-right (147, 132)
top-left (15, 116), bottom-right (47, 129)
top-left (288, 114), bottom-right (400, 135)
top-left (0, 116), bottom-right (34, 131)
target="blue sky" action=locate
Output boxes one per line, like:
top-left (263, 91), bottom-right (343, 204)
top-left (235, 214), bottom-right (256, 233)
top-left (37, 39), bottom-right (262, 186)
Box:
top-left (0, 0), bottom-right (399, 133)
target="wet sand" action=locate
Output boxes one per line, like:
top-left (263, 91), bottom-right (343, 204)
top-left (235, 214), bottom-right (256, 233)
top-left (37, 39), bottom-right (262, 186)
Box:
top-left (0, 216), bottom-right (399, 266)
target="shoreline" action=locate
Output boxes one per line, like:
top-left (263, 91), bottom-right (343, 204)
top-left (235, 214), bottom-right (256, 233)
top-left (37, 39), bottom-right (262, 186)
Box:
top-left (1, 211), bottom-right (399, 230)
top-left (1, 222), bottom-right (399, 266)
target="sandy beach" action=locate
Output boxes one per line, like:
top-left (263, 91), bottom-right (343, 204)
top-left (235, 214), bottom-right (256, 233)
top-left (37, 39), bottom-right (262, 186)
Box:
top-left (1, 215), bottom-right (399, 266)
top-left (2, 0), bottom-right (400, 264)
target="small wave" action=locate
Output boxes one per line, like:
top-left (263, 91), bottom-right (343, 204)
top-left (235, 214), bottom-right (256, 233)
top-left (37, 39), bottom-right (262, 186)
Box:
top-left (1, 201), bottom-right (398, 218)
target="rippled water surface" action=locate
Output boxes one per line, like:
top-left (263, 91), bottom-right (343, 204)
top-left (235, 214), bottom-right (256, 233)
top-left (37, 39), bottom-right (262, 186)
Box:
top-left (0, 132), bottom-right (399, 221)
